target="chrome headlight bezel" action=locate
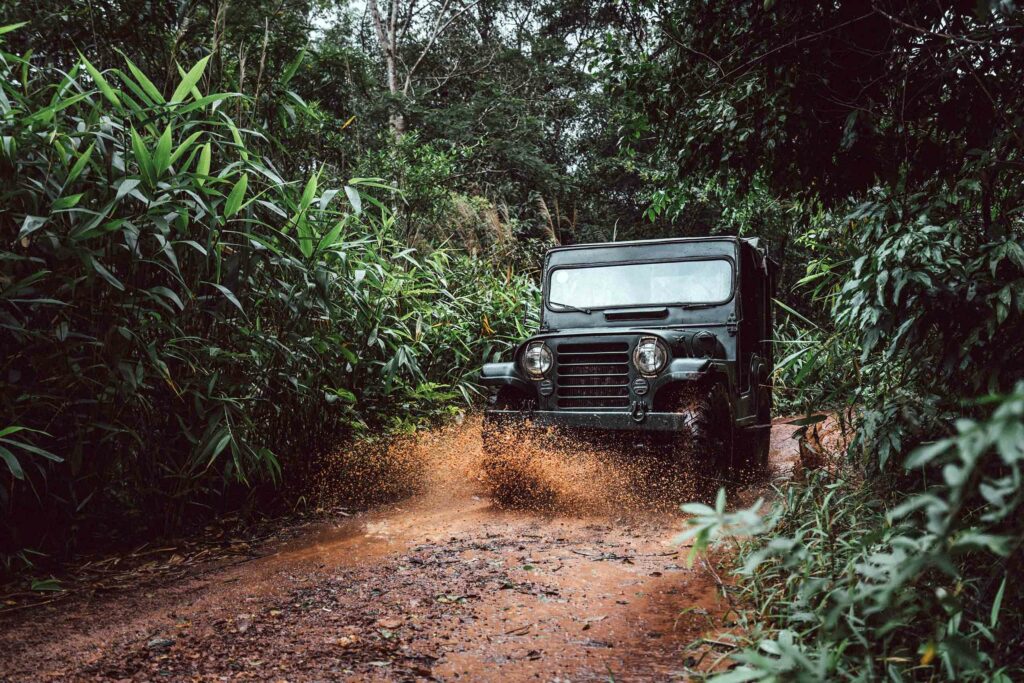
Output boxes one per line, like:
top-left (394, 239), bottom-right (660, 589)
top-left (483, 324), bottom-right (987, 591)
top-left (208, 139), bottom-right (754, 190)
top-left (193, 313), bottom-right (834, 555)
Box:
top-left (633, 337), bottom-right (668, 376)
top-left (521, 341), bottom-right (553, 379)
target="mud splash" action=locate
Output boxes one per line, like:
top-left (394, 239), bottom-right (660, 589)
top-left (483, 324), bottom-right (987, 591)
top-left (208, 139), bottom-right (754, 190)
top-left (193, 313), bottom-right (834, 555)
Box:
top-left (313, 414), bottom-right (732, 519)
top-left (0, 417), bottom-right (801, 682)
top-left (479, 423), bottom-right (729, 515)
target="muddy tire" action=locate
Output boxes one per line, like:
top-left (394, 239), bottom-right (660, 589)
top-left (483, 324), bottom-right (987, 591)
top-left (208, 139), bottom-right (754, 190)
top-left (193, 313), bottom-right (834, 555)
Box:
top-left (482, 393), bottom-right (549, 507)
top-left (482, 454), bottom-right (526, 507)
top-left (482, 432), bottom-right (555, 509)
top-left (675, 382), bottom-right (736, 470)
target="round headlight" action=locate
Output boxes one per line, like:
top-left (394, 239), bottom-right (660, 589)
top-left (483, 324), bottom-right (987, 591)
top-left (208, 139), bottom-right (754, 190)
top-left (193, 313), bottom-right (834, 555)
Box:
top-left (522, 342), bottom-right (553, 378)
top-left (634, 337), bottom-right (668, 376)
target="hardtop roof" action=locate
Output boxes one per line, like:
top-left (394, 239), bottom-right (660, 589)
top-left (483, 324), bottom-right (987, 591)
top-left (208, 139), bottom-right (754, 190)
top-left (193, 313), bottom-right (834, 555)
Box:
top-left (544, 236), bottom-right (759, 268)
top-left (545, 235), bottom-right (746, 256)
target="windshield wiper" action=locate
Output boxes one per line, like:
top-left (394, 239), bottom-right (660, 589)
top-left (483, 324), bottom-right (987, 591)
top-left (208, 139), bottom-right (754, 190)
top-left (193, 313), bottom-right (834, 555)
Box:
top-left (548, 300), bottom-right (592, 315)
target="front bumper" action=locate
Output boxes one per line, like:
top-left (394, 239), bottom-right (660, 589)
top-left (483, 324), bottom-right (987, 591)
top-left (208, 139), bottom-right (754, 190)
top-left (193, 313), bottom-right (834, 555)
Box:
top-left (484, 409), bottom-right (690, 433)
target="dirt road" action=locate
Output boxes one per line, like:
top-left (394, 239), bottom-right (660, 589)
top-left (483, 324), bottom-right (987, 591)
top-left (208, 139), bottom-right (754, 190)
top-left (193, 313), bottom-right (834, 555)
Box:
top-left (0, 418), bottom-right (799, 682)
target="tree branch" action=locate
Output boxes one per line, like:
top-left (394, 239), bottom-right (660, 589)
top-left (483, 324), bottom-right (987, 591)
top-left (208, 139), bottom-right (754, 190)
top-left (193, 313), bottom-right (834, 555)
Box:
top-left (402, 0), bottom-right (482, 95)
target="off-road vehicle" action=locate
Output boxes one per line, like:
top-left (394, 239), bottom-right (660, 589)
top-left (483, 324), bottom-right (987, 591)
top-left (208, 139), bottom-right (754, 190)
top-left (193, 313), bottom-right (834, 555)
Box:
top-left (481, 236), bottom-right (775, 471)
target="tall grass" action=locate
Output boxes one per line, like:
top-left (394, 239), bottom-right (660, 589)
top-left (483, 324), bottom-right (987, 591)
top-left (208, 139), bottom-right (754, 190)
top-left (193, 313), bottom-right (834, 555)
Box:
top-left (0, 28), bottom-right (535, 559)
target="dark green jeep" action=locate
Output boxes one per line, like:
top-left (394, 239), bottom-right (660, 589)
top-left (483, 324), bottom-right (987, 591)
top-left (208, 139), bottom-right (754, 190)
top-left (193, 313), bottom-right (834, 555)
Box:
top-left (481, 236), bottom-right (775, 470)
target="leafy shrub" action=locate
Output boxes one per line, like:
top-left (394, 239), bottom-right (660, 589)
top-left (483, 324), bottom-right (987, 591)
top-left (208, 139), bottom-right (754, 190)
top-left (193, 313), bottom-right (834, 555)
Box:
top-left (685, 200), bottom-right (1024, 680)
top-left (688, 384), bottom-right (1023, 682)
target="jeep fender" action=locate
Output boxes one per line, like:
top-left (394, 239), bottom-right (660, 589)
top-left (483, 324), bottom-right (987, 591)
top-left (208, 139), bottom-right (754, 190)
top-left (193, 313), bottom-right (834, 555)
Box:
top-left (480, 362), bottom-right (532, 393)
top-left (664, 358), bottom-right (712, 381)
top-left (660, 358), bottom-right (734, 396)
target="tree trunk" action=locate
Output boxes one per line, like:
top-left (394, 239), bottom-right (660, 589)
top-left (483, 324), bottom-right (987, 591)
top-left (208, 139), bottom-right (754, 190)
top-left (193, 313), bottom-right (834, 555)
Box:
top-left (368, 0), bottom-right (406, 137)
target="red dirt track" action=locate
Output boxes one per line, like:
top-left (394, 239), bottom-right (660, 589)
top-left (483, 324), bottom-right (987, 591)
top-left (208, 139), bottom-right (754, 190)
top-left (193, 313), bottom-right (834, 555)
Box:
top-left (0, 417), bottom-right (800, 682)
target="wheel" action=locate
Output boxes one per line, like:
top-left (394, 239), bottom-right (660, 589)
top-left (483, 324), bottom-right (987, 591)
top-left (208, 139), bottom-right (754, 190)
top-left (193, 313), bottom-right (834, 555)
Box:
top-left (482, 426), bottom-right (555, 508)
top-left (482, 451), bottom-right (527, 506)
top-left (481, 389), bottom-right (540, 507)
top-left (482, 417), bottom-right (517, 506)
top-left (674, 382), bottom-right (736, 470)
top-left (482, 388), bottom-right (528, 450)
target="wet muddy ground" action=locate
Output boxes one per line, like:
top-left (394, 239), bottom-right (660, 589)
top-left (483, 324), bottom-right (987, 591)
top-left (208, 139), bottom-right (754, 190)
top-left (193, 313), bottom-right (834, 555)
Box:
top-left (0, 418), bottom-right (800, 682)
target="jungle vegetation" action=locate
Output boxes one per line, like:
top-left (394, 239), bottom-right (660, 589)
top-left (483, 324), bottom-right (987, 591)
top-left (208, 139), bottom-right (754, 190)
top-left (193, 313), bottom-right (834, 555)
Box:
top-left (1, 0), bottom-right (1022, 679)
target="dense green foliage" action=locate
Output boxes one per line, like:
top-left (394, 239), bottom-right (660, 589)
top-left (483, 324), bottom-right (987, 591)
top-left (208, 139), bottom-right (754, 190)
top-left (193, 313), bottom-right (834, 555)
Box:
top-left (638, 2), bottom-right (1024, 679)
top-left (0, 0), bottom-right (666, 564)
top-left (0, 0), bottom-right (656, 243)
top-left (0, 27), bottom-right (534, 557)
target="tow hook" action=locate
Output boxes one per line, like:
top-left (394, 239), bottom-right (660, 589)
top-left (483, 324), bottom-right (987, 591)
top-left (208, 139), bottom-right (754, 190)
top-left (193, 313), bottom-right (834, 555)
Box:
top-left (630, 400), bottom-right (647, 423)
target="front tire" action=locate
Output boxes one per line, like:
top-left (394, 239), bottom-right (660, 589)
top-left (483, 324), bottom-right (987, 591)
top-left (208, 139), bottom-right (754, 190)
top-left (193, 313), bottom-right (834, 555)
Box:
top-left (482, 390), bottom-right (538, 506)
top-left (676, 382), bottom-right (736, 470)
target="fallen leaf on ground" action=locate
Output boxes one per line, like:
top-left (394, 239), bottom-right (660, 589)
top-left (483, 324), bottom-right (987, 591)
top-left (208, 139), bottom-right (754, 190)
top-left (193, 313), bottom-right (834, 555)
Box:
top-left (147, 637), bottom-right (174, 651)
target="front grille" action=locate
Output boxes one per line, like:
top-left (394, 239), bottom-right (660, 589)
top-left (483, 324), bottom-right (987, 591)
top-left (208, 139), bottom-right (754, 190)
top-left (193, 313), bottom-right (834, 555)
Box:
top-left (555, 341), bottom-right (630, 409)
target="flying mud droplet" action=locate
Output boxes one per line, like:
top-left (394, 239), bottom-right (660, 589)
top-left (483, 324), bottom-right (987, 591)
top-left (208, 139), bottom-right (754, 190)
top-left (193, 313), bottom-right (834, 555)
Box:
top-left (481, 422), bottom-right (729, 515)
top-left (310, 415), bottom-right (756, 517)
top-left (311, 416), bottom-right (490, 511)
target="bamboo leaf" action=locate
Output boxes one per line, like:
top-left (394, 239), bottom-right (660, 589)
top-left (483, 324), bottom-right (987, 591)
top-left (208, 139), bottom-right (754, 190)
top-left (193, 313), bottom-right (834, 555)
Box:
top-left (207, 432), bottom-right (232, 466)
top-left (990, 576), bottom-right (1007, 628)
top-left (224, 173), bottom-right (248, 218)
top-left (173, 92), bottom-right (238, 116)
top-left (169, 131), bottom-right (202, 167)
top-left (196, 142), bottom-right (211, 184)
top-left (113, 68), bottom-right (157, 108)
top-left (149, 286), bottom-right (185, 311)
top-left (170, 55), bottom-right (211, 104)
top-left (344, 185), bottom-right (362, 216)
top-left (280, 48), bottom-right (306, 86)
top-left (65, 142), bottom-right (95, 186)
top-left (129, 127), bottom-right (154, 187)
top-left (0, 446), bottom-right (24, 480)
top-left (78, 53), bottom-right (121, 108)
top-left (30, 578), bottom-right (63, 592)
top-left (774, 298), bottom-right (819, 328)
top-left (90, 257), bottom-right (125, 290)
top-left (298, 220), bottom-right (314, 258)
top-left (299, 172), bottom-right (318, 213)
top-left (154, 123), bottom-right (173, 174)
top-left (0, 22), bottom-right (28, 37)
top-left (0, 438), bottom-right (62, 462)
top-left (120, 52), bottom-right (164, 103)
top-left (207, 282), bottom-right (245, 316)
top-left (224, 116), bottom-right (248, 161)
top-left (317, 222), bottom-right (345, 254)
top-left (53, 193), bottom-right (84, 210)
top-left (115, 178), bottom-right (141, 202)
top-left (18, 215), bottom-right (46, 239)
top-left (26, 91), bottom-right (91, 123)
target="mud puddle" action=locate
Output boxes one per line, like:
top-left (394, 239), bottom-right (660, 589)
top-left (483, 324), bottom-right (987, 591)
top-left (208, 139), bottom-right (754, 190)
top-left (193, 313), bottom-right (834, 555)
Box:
top-left (0, 417), bottom-right (800, 682)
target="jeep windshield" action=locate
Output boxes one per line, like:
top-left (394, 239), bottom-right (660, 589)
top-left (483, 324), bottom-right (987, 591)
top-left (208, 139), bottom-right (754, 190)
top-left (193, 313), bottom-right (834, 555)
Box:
top-left (547, 259), bottom-right (733, 310)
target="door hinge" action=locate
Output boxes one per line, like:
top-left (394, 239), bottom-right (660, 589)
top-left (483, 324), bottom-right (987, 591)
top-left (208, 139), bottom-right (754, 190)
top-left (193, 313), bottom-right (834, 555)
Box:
top-left (727, 312), bottom-right (739, 336)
